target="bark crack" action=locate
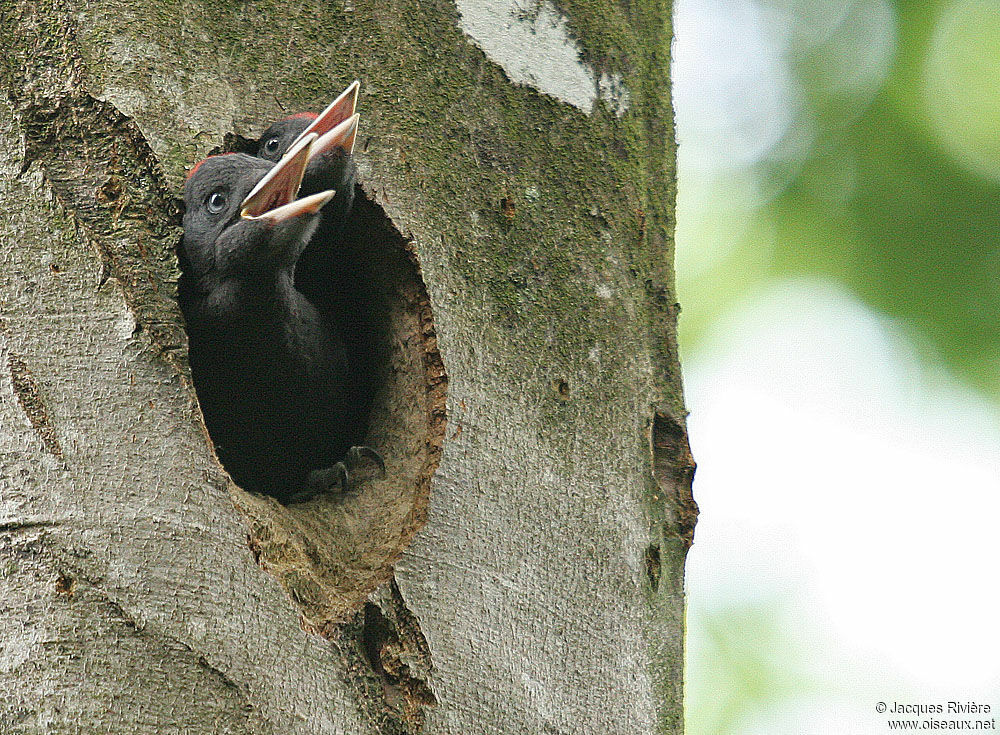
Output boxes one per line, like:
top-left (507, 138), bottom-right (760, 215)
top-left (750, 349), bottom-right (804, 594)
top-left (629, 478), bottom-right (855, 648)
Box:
top-left (51, 555), bottom-right (258, 711)
top-left (11, 91), bottom-right (188, 373)
top-left (331, 577), bottom-right (437, 735)
top-left (651, 409), bottom-right (697, 547)
top-left (0, 520), bottom-right (63, 534)
top-left (7, 352), bottom-right (63, 457)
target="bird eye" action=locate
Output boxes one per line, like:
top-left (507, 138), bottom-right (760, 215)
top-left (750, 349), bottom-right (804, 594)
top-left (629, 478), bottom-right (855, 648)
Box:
top-left (206, 191), bottom-right (227, 214)
top-left (263, 137), bottom-right (281, 156)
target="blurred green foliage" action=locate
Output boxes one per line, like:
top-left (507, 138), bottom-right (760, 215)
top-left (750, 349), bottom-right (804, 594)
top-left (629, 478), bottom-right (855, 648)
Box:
top-left (686, 599), bottom-right (813, 735)
top-left (679, 1), bottom-right (1000, 733)
top-left (678, 0), bottom-right (1000, 400)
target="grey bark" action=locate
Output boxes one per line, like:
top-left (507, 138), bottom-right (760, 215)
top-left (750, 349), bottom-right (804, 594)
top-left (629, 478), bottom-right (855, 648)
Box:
top-left (0, 0), bottom-right (695, 733)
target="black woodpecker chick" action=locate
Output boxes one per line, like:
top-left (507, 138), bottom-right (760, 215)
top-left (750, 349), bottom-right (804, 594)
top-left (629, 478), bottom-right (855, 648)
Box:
top-left (178, 135), bottom-right (375, 502)
top-left (253, 81), bottom-right (360, 302)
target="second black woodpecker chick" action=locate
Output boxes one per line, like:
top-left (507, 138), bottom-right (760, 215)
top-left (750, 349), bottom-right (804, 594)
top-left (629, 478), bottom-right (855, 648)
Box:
top-left (254, 81), bottom-right (360, 303)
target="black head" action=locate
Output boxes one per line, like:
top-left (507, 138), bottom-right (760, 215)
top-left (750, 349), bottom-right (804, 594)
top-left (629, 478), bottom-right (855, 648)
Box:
top-left (252, 82), bottom-right (360, 200)
top-left (181, 151), bottom-right (328, 286)
top-left (255, 115), bottom-right (314, 163)
top-left (254, 82), bottom-right (358, 163)
top-left (254, 115), bottom-right (358, 201)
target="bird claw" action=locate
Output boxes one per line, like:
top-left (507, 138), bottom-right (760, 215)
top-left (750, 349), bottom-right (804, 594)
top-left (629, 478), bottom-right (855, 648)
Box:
top-left (346, 445), bottom-right (386, 478)
top-left (304, 447), bottom-right (384, 496)
top-left (307, 462), bottom-right (349, 494)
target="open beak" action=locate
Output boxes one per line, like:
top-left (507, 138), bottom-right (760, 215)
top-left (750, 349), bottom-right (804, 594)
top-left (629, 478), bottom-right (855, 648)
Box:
top-left (245, 189), bottom-right (335, 224)
top-left (310, 113), bottom-right (359, 159)
top-left (290, 80), bottom-right (360, 151)
top-left (241, 133), bottom-right (334, 223)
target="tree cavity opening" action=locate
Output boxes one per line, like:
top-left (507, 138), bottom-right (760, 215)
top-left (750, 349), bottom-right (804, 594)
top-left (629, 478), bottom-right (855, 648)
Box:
top-left (187, 135), bottom-right (447, 623)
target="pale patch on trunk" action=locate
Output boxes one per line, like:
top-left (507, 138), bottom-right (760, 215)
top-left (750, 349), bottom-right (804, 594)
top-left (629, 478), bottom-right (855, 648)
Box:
top-left (454, 0), bottom-right (630, 116)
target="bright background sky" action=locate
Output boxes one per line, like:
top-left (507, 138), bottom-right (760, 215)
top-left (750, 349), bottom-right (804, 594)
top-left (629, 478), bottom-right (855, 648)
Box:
top-left (672, 1), bottom-right (1000, 731)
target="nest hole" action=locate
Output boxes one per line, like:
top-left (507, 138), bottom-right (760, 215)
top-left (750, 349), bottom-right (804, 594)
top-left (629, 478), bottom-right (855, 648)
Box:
top-left (194, 139), bottom-right (447, 624)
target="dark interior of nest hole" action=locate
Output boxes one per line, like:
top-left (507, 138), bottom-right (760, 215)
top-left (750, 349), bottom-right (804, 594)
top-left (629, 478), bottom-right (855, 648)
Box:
top-left (184, 134), bottom-right (436, 507)
top-left (317, 187), bottom-right (419, 484)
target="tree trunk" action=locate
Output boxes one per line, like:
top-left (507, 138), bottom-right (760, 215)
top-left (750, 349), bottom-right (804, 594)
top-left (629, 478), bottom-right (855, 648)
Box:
top-left (0, 0), bottom-right (695, 733)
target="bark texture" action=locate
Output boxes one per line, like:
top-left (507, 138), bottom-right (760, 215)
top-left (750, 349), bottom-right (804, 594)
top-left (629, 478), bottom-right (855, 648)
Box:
top-left (0, 0), bottom-right (695, 733)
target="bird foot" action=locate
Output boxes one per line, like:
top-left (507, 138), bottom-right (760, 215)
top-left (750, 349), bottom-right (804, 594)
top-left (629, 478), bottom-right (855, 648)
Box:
top-left (306, 462), bottom-right (349, 495)
top-left (305, 446), bottom-right (385, 495)
top-left (346, 445), bottom-right (386, 477)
